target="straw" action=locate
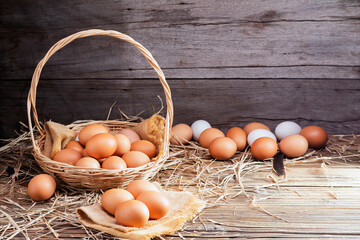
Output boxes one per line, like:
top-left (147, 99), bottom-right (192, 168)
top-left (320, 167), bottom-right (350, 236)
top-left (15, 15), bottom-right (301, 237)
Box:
top-left (1, 123), bottom-right (359, 239)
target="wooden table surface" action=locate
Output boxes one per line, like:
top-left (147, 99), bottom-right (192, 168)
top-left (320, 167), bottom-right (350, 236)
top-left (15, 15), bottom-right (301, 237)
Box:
top-left (1, 135), bottom-right (359, 239)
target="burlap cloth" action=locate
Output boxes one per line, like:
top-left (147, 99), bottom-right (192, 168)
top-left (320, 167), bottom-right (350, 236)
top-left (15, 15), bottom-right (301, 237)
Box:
top-left (133, 114), bottom-right (166, 161)
top-left (77, 188), bottom-right (206, 240)
top-left (43, 121), bottom-right (77, 159)
top-left (43, 114), bottom-right (166, 160)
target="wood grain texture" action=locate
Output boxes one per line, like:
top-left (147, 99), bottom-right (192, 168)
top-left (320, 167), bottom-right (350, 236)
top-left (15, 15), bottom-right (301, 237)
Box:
top-left (0, 0), bottom-right (359, 138)
top-left (1, 79), bottom-right (359, 138)
top-left (1, 0), bottom-right (359, 79)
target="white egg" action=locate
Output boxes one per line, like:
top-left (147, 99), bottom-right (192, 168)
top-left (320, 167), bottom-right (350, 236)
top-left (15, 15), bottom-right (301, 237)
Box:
top-left (247, 129), bottom-right (277, 146)
top-left (275, 121), bottom-right (302, 140)
top-left (191, 120), bottom-right (211, 141)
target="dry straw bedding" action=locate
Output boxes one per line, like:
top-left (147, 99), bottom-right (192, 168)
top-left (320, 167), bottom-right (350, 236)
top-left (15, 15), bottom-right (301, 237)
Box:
top-left (0, 120), bottom-right (359, 239)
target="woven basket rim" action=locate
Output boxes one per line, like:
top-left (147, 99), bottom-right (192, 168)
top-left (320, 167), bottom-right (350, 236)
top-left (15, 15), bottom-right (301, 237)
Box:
top-left (33, 119), bottom-right (168, 173)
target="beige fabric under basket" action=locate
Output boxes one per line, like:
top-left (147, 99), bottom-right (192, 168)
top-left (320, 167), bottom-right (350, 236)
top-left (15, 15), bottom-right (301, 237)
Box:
top-left (26, 29), bottom-right (173, 190)
top-left (77, 188), bottom-right (206, 240)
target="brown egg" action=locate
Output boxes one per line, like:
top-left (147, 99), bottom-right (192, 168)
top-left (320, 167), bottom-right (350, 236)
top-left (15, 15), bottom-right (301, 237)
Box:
top-left (244, 122), bottom-right (271, 135)
top-left (115, 200), bottom-right (149, 228)
top-left (226, 127), bottom-right (247, 151)
top-left (78, 124), bottom-right (108, 146)
top-left (125, 180), bottom-right (159, 198)
top-left (85, 133), bottom-right (117, 159)
top-left (170, 123), bottom-right (193, 145)
top-left (131, 140), bottom-right (157, 159)
top-left (65, 140), bottom-right (84, 152)
top-left (209, 137), bottom-right (237, 160)
top-left (300, 126), bottom-right (328, 149)
top-left (53, 149), bottom-right (81, 165)
top-left (113, 134), bottom-right (131, 156)
top-left (199, 128), bottom-right (225, 148)
top-left (101, 189), bottom-right (134, 215)
top-left (251, 137), bottom-right (278, 160)
top-left (102, 156), bottom-right (127, 170)
top-left (118, 128), bottom-right (141, 143)
top-left (74, 157), bottom-right (101, 168)
top-left (137, 191), bottom-right (170, 219)
top-left (122, 151), bottom-right (150, 168)
top-left (28, 174), bottom-right (56, 201)
top-left (279, 135), bottom-right (308, 158)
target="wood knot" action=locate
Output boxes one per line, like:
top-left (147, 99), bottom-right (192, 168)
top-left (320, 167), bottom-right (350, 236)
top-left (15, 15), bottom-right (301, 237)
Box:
top-left (247, 10), bottom-right (281, 22)
top-left (259, 10), bottom-right (278, 21)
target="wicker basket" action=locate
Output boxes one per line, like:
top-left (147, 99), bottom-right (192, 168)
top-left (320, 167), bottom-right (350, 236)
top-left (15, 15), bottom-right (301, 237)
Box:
top-left (26, 29), bottom-right (173, 190)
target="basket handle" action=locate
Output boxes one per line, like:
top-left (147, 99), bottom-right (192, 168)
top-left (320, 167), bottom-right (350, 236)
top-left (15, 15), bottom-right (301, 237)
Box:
top-left (27, 29), bottom-right (173, 150)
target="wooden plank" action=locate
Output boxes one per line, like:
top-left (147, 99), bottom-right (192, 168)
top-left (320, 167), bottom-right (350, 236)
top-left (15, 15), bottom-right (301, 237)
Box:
top-left (1, 0), bottom-right (359, 79)
top-left (0, 78), bottom-right (359, 138)
top-left (3, 0), bottom-right (360, 25)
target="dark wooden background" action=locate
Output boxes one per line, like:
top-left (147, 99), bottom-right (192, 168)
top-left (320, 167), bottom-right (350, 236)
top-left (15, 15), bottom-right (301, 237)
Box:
top-left (1, 0), bottom-right (359, 138)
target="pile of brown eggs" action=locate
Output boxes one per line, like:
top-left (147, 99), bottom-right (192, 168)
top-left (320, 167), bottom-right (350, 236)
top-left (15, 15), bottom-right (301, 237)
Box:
top-left (27, 120), bottom-right (328, 203)
top-left (27, 175), bottom-right (170, 228)
top-left (53, 124), bottom-right (157, 169)
top-left (171, 120), bottom-right (328, 161)
top-left (101, 180), bottom-right (170, 228)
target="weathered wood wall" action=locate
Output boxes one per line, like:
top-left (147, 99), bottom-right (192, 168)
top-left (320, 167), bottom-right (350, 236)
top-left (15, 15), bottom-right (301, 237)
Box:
top-left (1, 0), bottom-right (359, 138)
